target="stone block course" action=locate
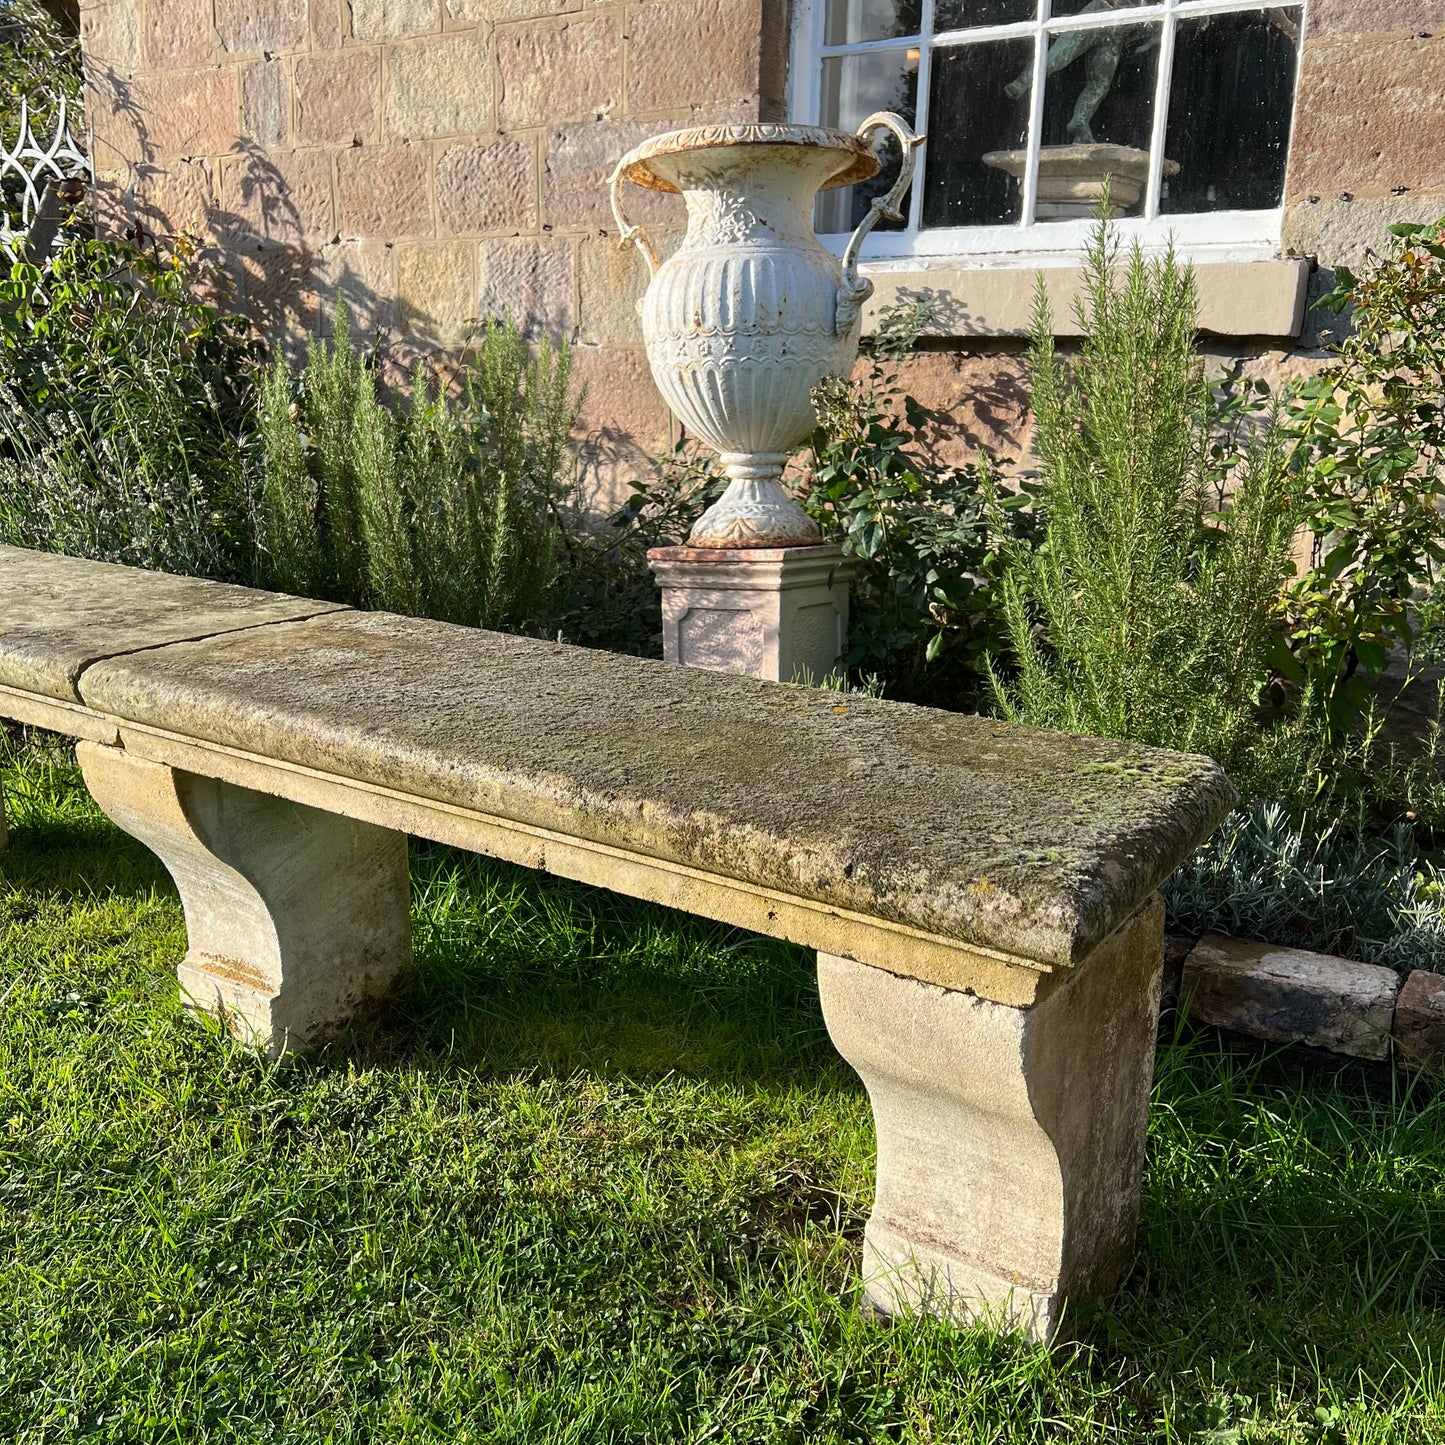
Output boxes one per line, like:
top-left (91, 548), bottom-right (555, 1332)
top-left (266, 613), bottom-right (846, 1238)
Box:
top-left (446, 0), bottom-right (575, 20)
top-left (544, 118), bottom-right (681, 232)
top-left (569, 343), bottom-right (673, 514)
top-left (215, 0), bottom-right (308, 53)
top-left (337, 145), bottom-right (432, 238)
top-left (625, 0), bottom-right (761, 114)
top-left (220, 148), bottom-right (335, 246)
top-left (386, 32), bottom-right (493, 140)
top-left (578, 226), bottom-right (681, 345)
top-left (132, 69), bottom-right (240, 158)
top-left (352, 0), bottom-right (439, 39)
top-left (318, 238), bottom-right (400, 336)
top-left (476, 236), bottom-right (575, 340)
top-left (1287, 33), bottom-right (1445, 199)
top-left (142, 0), bottom-right (210, 70)
top-left (82, 0), bottom-right (142, 71)
top-left (399, 240), bottom-right (476, 340)
top-left (312, 0), bottom-right (345, 47)
top-left (498, 16), bottom-right (621, 128)
top-left (1306, 0), bottom-right (1441, 37)
top-left (128, 156), bottom-right (217, 236)
top-left (234, 243), bottom-right (321, 335)
top-left (241, 60), bottom-right (291, 151)
top-left (1182, 934), bottom-right (1400, 1060)
top-left (296, 51), bottom-right (380, 146)
top-left (1283, 191), bottom-right (1445, 271)
top-left (435, 137), bottom-right (536, 235)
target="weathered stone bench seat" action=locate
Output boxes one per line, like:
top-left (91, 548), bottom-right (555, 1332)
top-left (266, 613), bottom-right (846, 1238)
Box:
top-left (0, 544), bottom-right (1233, 1340)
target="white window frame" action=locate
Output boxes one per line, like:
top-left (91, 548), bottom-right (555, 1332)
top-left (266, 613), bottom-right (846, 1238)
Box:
top-left (788, 0), bottom-right (1305, 267)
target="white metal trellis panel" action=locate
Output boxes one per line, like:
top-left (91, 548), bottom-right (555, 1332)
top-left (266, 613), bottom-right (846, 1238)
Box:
top-left (0, 94), bottom-right (89, 266)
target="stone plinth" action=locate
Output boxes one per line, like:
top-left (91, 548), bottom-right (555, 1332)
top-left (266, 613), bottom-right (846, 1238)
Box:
top-left (820, 897), bottom-right (1166, 1338)
top-left (647, 543), bottom-right (855, 683)
top-left (982, 144), bottom-right (1179, 220)
top-left (78, 741), bottom-right (413, 1056)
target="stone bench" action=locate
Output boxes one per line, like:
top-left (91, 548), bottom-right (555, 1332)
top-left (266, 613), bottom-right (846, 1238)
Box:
top-left (0, 544), bottom-right (1232, 1341)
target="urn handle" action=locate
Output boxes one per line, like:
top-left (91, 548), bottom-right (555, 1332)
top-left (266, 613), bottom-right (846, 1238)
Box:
top-left (836, 112), bottom-right (925, 336)
top-left (609, 158), bottom-right (661, 276)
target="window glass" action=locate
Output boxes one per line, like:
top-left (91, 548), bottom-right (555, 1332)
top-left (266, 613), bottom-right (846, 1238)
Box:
top-left (934, 0), bottom-right (1035, 29)
top-left (1048, 0), bottom-right (1147, 16)
top-left (824, 0), bottom-right (921, 47)
top-left (816, 48), bottom-right (920, 232)
top-left (921, 39), bottom-right (1033, 229)
top-left (799, 0), bottom-right (1302, 249)
top-left (1035, 17), bottom-right (1158, 220)
top-left (1160, 7), bottom-right (1302, 213)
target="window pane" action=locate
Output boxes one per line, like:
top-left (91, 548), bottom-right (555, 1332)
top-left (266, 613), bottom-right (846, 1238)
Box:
top-left (1049, 0), bottom-right (1148, 17)
top-left (921, 38), bottom-right (1032, 229)
top-left (824, 0), bottom-right (921, 47)
top-left (815, 49), bottom-right (920, 233)
top-left (1160, 7), bottom-right (1302, 214)
top-left (935, 0), bottom-right (1035, 29)
top-left (1035, 16), bottom-right (1159, 221)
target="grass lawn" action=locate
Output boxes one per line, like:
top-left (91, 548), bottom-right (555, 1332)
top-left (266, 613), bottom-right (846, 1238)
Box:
top-left (2, 737), bottom-right (1445, 1443)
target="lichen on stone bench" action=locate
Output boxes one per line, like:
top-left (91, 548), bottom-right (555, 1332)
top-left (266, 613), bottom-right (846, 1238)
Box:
top-left (0, 543), bottom-right (1234, 1341)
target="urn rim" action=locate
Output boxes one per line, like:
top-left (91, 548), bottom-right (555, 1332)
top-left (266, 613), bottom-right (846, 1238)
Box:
top-left (615, 122), bottom-right (881, 195)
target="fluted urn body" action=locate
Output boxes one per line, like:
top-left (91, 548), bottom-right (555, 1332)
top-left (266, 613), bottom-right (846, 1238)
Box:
top-left (612, 121), bottom-right (918, 548)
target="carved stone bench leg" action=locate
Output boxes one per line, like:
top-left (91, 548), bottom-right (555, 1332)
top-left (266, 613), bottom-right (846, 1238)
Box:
top-left (818, 897), bottom-right (1163, 1343)
top-left (78, 742), bottom-right (413, 1055)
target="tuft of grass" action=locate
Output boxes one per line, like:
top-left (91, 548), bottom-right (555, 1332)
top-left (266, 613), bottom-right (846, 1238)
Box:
top-left (2, 736), bottom-right (1445, 1441)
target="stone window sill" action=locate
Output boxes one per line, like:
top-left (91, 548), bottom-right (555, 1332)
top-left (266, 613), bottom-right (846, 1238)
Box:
top-left (858, 258), bottom-right (1311, 341)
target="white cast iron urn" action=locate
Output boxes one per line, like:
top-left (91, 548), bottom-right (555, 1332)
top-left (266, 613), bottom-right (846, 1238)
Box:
top-left (611, 114), bottom-right (922, 548)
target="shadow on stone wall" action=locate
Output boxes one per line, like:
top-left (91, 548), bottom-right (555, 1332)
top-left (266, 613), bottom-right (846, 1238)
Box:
top-left (88, 68), bottom-right (391, 359)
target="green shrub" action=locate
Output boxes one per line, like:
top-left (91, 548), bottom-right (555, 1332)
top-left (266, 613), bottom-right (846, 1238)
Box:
top-left (553, 443), bottom-right (724, 656)
top-left (985, 220), bottom-right (1297, 769)
top-left (0, 236), bottom-right (260, 581)
top-left (0, 0), bottom-right (80, 141)
top-left (256, 308), bottom-right (579, 632)
top-left (1278, 219), bottom-right (1445, 732)
top-left (804, 301), bottom-right (1020, 707)
top-left (1165, 799), bottom-right (1445, 973)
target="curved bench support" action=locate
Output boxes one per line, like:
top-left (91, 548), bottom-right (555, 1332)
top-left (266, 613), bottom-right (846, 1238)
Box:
top-left (78, 742), bottom-right (413, 1056)
top-left (818, 896), bottom-right (1163, 1343)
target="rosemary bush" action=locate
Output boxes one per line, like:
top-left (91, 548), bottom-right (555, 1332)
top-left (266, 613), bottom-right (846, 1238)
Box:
top-left (256, 309), bottom-right (579, 633)
top-left (987, 220), bottom-right (1297, 769)
top-left (0, 236), bottom-right (259, 581)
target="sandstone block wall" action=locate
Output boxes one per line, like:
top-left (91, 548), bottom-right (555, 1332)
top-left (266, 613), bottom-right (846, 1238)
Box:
top-left (79, 0), bottom-right (787, 506)
top-left (75, 0), bottom-right (1445, 506)
top-left (1283, 0), bottom-right (1445, 280)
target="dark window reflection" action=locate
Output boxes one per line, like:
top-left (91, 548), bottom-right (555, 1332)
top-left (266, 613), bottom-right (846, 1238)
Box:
top-left (816, 48), bottom-right (920, 233)
top-left (1161, 7), bottom-right (1301, 213)
top-left (921, 39), bottom-right (1033, 228)
top-left (935, 0), bottom-right (1035, 29)
top-left (1039, 19), bottom-right (1157, 152)
top-left (824, 0), bottom-right (922, 47)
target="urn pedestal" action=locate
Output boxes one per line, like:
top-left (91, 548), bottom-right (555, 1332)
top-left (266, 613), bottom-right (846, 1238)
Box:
top-left (982, 143), bottom-right (1179, 220)
top-left (648, 543), bottom-right (855, 682)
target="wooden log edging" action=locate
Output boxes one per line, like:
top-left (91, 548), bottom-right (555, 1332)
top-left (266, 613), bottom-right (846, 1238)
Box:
top-left (1178, 933), bottom-right (1445, 1068)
